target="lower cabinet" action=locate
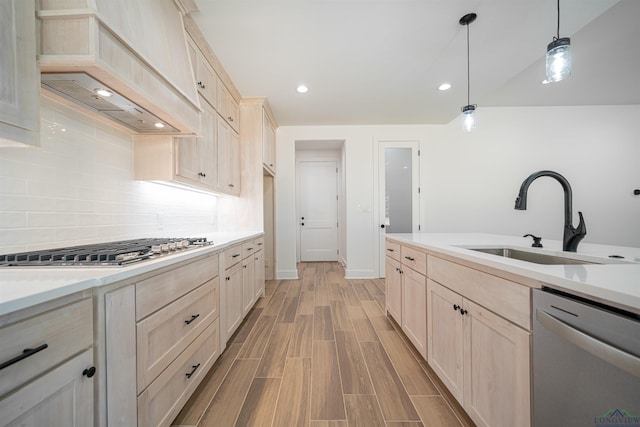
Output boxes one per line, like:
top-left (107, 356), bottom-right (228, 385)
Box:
top-left (253, 248), bottom-right (265, 300)
top-left (427, 278), bottom-right (531, 427)
top-left (0, 295), bottom-right (94, 427)
top-left (224, 245), bottom-right (244, 339)
top-left (384, 241), bottom-right (427, 359)
top-left (242, 252), bottom-right (256, 315)
top-left (100, 253), bottom-right (220, 427)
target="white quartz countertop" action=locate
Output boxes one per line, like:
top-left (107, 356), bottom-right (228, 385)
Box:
top-left (0, 231), bottom-right (262, 316)
top-left (386, 233), bottom-right (640, 315)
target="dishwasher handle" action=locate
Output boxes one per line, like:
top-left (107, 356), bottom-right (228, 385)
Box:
top-left (536, 308), bottom-right (640, 378)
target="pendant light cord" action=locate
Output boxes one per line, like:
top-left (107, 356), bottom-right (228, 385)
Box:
top-left (555, 0), bottom-right (561, 40)
top-left (466, 22), bottom-right (471, 106)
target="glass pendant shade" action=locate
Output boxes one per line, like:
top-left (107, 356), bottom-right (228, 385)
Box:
top-left (461, 105), bottom-right (476, 132)
top-left (546, 37), bottom-right (571, 82)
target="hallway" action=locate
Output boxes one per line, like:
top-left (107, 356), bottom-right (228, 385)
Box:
top-left (173, 262), bottom-right (473, 426)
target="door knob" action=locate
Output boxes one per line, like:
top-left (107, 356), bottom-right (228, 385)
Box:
top-left (301, 223), bottom-right (305, 226)
top-left (301, 217), bottom-right (305, 220)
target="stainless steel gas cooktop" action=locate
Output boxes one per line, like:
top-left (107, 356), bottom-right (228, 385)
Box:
top-left (0, 238), bottom-right (211, 267)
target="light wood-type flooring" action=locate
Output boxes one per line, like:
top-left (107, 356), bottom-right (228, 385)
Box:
top-left (173, 262), bottom-right (475, 427)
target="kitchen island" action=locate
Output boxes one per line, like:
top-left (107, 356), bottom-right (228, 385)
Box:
top-left (385, 233), bottom-right (640, 427)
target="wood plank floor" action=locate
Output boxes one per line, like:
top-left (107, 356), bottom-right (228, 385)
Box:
top-left (173, 262), bottom-right (474, 427)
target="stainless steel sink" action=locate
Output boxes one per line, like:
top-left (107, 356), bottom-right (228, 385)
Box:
top-left (468, 247), bottom-right (600, 265)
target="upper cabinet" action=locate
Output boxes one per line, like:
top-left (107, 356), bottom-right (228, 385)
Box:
top-left (0, 0), bottom-right (40, 147)
top-left (37, 0), bottom-right (200, 134)
top-left (187, 36), bottom-right (218, 108)
top-left (217, 81), bottom-right (240, 133)
top-left (240, 98), bottom-right (278, 176)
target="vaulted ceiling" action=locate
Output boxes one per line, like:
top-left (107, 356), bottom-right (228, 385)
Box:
top-left (192, 0), bottom-right (640, 126)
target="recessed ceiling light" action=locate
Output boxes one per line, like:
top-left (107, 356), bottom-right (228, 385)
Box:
top-left (154, 122), bottom-right (165, 128)
top-left (438, 83), bottom-right (452, 91)
top-left (296, 85), bottom-right (309, 93)
top-left (94, 88), bottom-right (113, 97)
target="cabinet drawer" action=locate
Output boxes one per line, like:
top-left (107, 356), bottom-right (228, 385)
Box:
top-left (137, 319), bottom-right (220, 427)
top-left (427, 256), bottom-right (531, 330)
top-left (401, 245), bottom-right (427, 275)
top-left (253, 236), bottom-right (264, 251)
top-left (137, 278), bottom-right (219, 392)
top-left (224, 245), bottom-right (243, 267)
top-left (0, 298), bottom-right (92, 396)
top-left (385, 240), bottom-right (401, 261)
top-left (242, 240), bottom-right (259, 259)
top-left (136, 254), bottom-right (219, 321)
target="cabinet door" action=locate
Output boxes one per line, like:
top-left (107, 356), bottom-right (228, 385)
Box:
top-left (254, 249), bottom-right (265, 300)
top-left (262, 110), bottom-right (276, 173)
top-left (216, 116), bottom-right (240, 195)
top-left (0, 0), bottom-right (39, 147)
top-left (225, 262), bottom-right (243, 338)
top-left (385, 256), bottom-right (402, 322)
top-left (217, 80), bottom-right (239, 132)
top-left (401, 267), bottom-right (427, 359)
top-left (198, 99), bottom-right (218, 187)
top-left (462, 299), bottom-right (531, 427)
top-left (242, 255), bottom-right (256, 315)
top-left (175, 136), bottom-right (201, 182)
top-left (427, 279), bottom-right (464, 403)
top-left (0, 349), bottom-right (94, 427)
top-left (196, 54), bottom-right (218, 107)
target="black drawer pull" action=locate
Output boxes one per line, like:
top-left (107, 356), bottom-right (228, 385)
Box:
top-left (232, 254), bottom-right (240, 258)
top-left (0, 344), bottom-right (48, 371)
top-left (404, 256), bottom-right (415, 261)
top-left (247, 247), bottom-right (253, 251)
top-left (185, 363), bottom-right (201, 379)
top-left (387, 248), bottom-right (394, 252)
top-left (184, 314), bottom-right (200, 325)
top-left (83, 366), bottom-right (96, 378)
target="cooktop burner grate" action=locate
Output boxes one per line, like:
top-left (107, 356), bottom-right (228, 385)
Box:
top-left (0, 237), bottom-right (210, 267)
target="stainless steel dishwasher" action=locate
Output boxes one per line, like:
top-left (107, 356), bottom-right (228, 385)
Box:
top-left (533, 288), bottom-right (640, 427)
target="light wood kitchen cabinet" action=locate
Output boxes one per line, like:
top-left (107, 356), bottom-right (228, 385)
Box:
top-left (0, 0), bottom-right (39, 147)
top-left (100, 253), bottom-right (220, 427)
top-left (262, 109), bottom-right (277, 174)
top-left (242, 252), bottom-right (256, 315)
top-left (385, 256), bottom-right (402, 321)
top-left (0, 295), bottom-right (94, 426)
top-left (427, 257), bottom-right (532, 427)
top-left (240, 98), bottom-right (279, 177)
top-left (217, 79), bottom-right (240, 132)
top-left (223, 245), bottom-right (244, 339)
top-left (187, 36), bottom-right (218, 108)
top-left (175, 97), bottom-right (218, 188)
top-left (384, 240), bottom-right (427, 359)
top-left (216, 116), bottom-right (240, 195)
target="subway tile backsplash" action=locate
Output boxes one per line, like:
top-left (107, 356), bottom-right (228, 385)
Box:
top-left (0, 97), bottom-right (218, 254)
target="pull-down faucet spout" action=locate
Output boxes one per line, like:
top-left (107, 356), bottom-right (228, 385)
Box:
top-left (514, 170), bottom-right (587, 252)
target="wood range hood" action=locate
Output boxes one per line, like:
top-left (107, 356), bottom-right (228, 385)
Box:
top-left (36, 0), bottom-right (201, 135)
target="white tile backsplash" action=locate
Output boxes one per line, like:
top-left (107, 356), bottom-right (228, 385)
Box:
top-left (0, 97), bottom-right (218, 254)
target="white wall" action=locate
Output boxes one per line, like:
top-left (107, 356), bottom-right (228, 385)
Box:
top-left (0, 97), bottom-right (218, 254)
top-left (275, 105), bottom-right (640, 279)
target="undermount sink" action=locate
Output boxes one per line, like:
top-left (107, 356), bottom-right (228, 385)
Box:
top-left (467, 247), bottom-right (601, 265)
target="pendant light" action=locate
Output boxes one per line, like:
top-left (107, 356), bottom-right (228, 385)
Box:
top-left (546, 0), bottom-right (571, 82)
top-left (459, 13), bottom-right (477, 132)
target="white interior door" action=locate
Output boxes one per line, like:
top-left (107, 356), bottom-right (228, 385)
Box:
top-left (378, 142), bottom-right (420, 277)
top-left (299, 160), bottom-right (338, 262)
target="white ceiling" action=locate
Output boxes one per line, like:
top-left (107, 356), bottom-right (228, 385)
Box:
top-left (192, 0), bottom-right (640, 126)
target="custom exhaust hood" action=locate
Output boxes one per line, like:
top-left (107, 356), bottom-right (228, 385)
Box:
top-left (37, 0), bottom-right (201, 135)
top-left (41, 73), bottom-right (180, 133)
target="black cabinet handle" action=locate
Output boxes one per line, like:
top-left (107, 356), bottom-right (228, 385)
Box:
top-left (184, 314), bottom-right (200, 325)
top-left (185, 363), bottom-right (201, 379)
top-left (0, 344), bottom-right (48, 370)
top-left (247, 247), bottom-right (253, 251)
top-left (387, 248), bottom-right (394, 252)
top-left (83, 366), bottom-right (96, 378)
top-left (460, 309), bottom-right (468, 316)
top-left (453, 304), bottom-right (460, 311)
top-left (232, 254), bottom-right (240, 258)
top-left (404, 256), bottom-right (415, 261)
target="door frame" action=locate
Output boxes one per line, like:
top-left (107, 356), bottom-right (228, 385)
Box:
top-left (374, 139), bottom-right (421, 278)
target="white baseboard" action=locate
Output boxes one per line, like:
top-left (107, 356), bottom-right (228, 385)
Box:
top-left (276, 269), bottom-right (299, 280)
